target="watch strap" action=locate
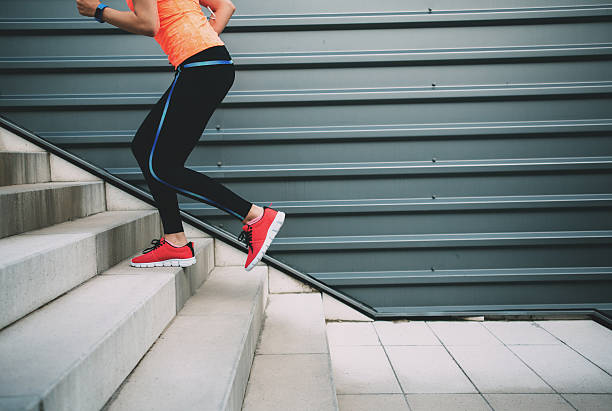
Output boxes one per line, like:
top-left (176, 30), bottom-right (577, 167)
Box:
top-left (94, 3), bottom-right (108, 23)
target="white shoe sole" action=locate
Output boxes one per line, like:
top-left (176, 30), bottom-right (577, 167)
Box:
top-left (130, 257), bottom-right (196, 268)
top-left (245, 211), bottom-right (285, 271)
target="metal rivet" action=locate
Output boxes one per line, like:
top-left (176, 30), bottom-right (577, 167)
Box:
top-left (428, 8), bottom-right (432, 13)
top-left (432, 194), bottom-right (436, 199)
top-left (432, 83), bottom-right (436, 87)
top-left (430, 266), bottom-right (435, 271)
top-left (215, 124), bottom-right (221, 130)
top-left (432, 157), bottom-right (437, 162)
top-left (217, 161), bottom-right (222, 167)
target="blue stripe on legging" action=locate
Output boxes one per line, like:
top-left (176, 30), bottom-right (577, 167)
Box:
top-left (147, 59), bottom-right (243, 220)
top-left (183, 59), bottom-right (233, 69)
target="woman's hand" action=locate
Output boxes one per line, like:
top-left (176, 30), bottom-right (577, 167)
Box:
top-left (199, 0), bottom-right (236, 34)
top-left (76, 0), bottom-right (159, 37)
top-left (76, 0), bottom-right (100, 17)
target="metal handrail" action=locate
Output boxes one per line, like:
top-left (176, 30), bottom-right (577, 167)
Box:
top-left (4, 114), bottom-right (612, 330)
top-left (0, 114), bottom-right (377, 319)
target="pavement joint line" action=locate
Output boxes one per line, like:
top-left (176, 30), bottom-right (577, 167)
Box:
top-left (556, 392), bottom-right (612, 394)
top-left (535, 322), bottom-right (612, 379)
top-left (404, 392), bottom-right (600, 394)
top-left (424, 321), bottom-right (495, 410)
top-left (505, 343), bottom-right (564, 345)
top-left (336, 392), bottom-right (408, 395)
top-left (253, 352), bottom-right (332, 356)
top-left (326, 319), bottom-right (372, 323)
top-left (480, 321), bottom-right (576, 410)
top-left (370, 321), bottom-right (414, 411)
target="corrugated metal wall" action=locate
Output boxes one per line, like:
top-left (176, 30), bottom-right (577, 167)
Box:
top-left (1, 0), bottom-right (612, 317)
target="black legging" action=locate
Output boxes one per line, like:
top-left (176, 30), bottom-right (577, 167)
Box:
top-left (131, 45), bottom-right (252, 234)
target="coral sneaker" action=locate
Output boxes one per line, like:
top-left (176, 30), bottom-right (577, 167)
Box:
top-left (238, 206), bottom-right (285, 271)
top-left (130, 237), bottom-right (196, 268)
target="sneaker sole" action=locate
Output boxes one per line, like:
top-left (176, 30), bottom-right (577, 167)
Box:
top-left (245, 211), bottom-right (285, 271)
top-left (130, 257), bottom-right (196, 268)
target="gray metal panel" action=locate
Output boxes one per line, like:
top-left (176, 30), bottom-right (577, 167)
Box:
top-left (1, 0), bottom-right (612, 317)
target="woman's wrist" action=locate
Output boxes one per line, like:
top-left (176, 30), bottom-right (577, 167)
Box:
top-left (102, 7), bottom-right (160, 36)
top-left (94, 3), bottom-right (108, 22)
top-left (76, 0), bottom-right (159, 37)
top-left (208, 3), bottom-right (235, 34)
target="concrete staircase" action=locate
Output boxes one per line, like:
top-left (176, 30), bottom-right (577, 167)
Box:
top-left (0, 126), bottom-right (339, 411)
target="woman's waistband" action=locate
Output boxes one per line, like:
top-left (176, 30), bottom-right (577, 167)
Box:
top-left (176, 45), bottom-right (233, 71)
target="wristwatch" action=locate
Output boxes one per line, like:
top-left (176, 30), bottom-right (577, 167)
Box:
top-left (94, 3), bottom-right (108, 23)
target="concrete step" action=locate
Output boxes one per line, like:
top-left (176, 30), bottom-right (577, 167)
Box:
top-left (104, 237), bottom-right (215, 312)
top-left (0, 151), bottom-right (50, 186)
top-left (0, 181), bottom-right (106, 239)
top-left (105, 266), bottom-right (268, 411)
top-left (0, 265), bottom-right (177, 411)
top-left (0, 236), bottom-right (215, 411)
top-left (242, 293), bottom-right (339, 411)
top-left (0, 210), bottom-right (161, 330)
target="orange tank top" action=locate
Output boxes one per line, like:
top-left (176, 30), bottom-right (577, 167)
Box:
top-left (126, 0), bottom-right (225, 68)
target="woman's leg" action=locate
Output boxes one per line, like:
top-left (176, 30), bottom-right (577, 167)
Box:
top-left (131, 83), bottom-right (187, 239)
top-left (132, 55), bottom-right (255, 240)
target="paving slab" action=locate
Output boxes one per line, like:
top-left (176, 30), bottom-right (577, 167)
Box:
top-left (509, 344), bottom-right (612, 393)
top-left (563, 394), bottom-right (612, 410)
top-left (337, 394), bottom-right (409, 411)
top-left (535, 320), bottom-right (612, 374)
top-left (483, 393), bottom-right (574, 411)
top-left (481, 321), bottom-right (561, 345)
top-left (243, 290), bottom-right (338, 410)
top-left (427, 321), bottom-right (502, 346)
top-left (326, 322), bottom-right (380, 346)
top-left (327, 319), bottom-right (612, 409)
top-left (446, 345), bottom-right (553, 393)
top-left (405, 393), bottom-right (492, 411)
top-left (330, 345), bottom-right (402, 394)
top-left (374, 321), bottom-right (441, 346)
top-left (242, 353), bottom-right (338, 411)
top-left (386, 345), bottom-right (478, 393)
